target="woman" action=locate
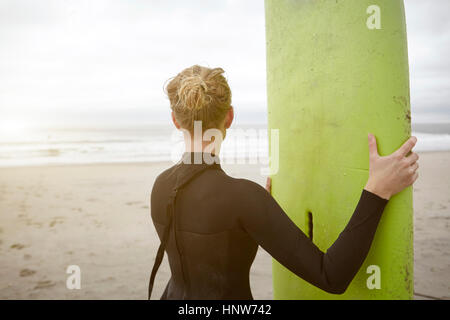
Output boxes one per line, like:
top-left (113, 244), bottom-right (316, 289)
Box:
top-left (149, 65), bottom-right (419, 300)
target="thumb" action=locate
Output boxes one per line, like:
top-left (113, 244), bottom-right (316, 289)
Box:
top-left (368, 133), bottom-right (379, 158)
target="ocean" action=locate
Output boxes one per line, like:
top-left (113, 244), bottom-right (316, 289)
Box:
top-left (0, 122), bottom-right (449, 167)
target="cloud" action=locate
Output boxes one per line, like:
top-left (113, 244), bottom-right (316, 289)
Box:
top-left (0, 0), bottom-right (265, 113)
top-left (405, 0), bottom-right (450, 121)
top-left (0, 0), bottom-right (448, 126)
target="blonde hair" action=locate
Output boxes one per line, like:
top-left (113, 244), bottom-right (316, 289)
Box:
top-left (164, 64), bottom-right (232, 133)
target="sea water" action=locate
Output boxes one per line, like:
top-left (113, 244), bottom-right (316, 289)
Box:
top-left (0, 122), bottom-right (449, 167)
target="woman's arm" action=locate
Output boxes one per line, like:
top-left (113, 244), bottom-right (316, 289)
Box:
top-left (238, 182), bottom-right (388, 294)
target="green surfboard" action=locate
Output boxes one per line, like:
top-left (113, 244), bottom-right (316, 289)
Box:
top-left (265, 0), bottom-right (413, 299)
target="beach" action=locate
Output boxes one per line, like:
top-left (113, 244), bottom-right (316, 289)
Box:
top-left (0, 151), bottom-right (448, 300)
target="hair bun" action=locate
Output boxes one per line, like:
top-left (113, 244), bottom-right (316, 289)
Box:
top-left (164, 65), bottom-right (231, 132)
top-left (177, 75), bottom-right (211, 111)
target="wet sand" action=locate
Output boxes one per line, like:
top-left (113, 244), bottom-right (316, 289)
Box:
top-left (0, 152), bottom-right (448, 299)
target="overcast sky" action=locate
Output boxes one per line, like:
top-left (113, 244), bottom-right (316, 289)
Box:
top-left (0, 0), bottom-right (449, 128)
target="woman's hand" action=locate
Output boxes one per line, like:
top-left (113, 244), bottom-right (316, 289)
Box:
top-left (364, 133), bottom-right (419, 200)
top-left (266, 134), bottom-right (419, 200)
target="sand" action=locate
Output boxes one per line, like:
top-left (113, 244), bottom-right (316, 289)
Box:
top-left (0, 152), bottom-right (448, 300)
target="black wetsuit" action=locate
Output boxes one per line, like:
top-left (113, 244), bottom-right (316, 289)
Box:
top-left (150, 152), bottom-right (389, 299)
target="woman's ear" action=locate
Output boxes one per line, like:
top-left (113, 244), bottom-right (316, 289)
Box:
top-left (224, 106), bottom-right (234, 129)
top-left (171, 112), bottom-right (181, 129)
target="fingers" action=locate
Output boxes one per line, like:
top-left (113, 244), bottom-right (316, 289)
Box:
top-left (410, 161), bottom-right (419, 173)
top-left (411, 171), bottom-right (419, 184)
top-left (396, 136), bottom-right (417, 158)
top-left (368, 133), bottom-right (379, 158)
top-left (265, 177), bottom-right (272, 194)
top-left (405, 152), bottom-right (419, 165)
top-left (407, 161), bottom-right (419, 186)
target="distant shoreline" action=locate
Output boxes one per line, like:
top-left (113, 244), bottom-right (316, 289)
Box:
top-left (0, 149), bottom-right (447, 169)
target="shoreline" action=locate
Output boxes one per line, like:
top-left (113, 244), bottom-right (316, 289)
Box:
top-left (0, 149), bottom-right (447, 170)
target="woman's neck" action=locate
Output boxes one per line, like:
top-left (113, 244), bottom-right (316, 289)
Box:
top-left (184, 139), bottom-right (221, 155)
top-left (182, 128), bottom-right (223, 155)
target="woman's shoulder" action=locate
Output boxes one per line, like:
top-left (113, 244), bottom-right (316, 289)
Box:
top-left (151, 163), bottom-right (181, 193)
top-left (221, 173), bottom-right (268, 196)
